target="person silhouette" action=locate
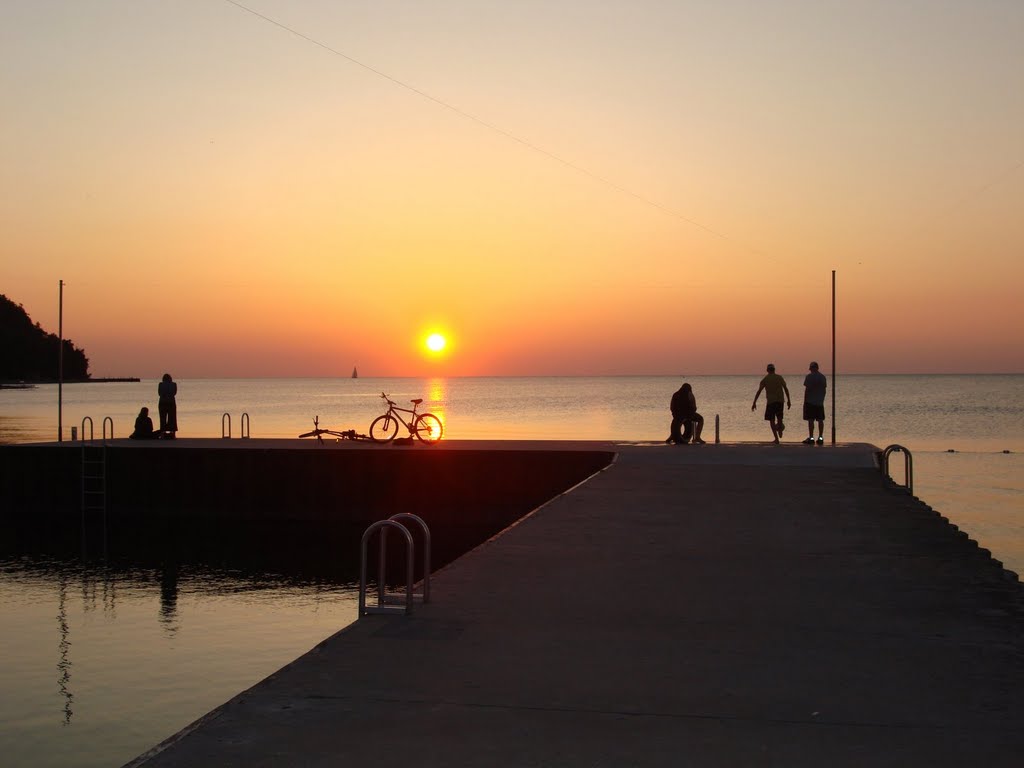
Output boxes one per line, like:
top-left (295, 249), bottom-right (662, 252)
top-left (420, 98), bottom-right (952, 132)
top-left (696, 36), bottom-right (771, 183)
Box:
top-left (751, 363), bottom-right (791, 444)
top-left (680, 382), bottom-right (706, 444)
top-left (668, 381), bottom-right (689, 444)
top-left (158, 373), bottom-right (178, 439)
top-left (130, 407), bottom-right (159, 440)
top-left (802, 361), bottom-right (827, 444)
top-left (667, 381), bottom-right (705, 444)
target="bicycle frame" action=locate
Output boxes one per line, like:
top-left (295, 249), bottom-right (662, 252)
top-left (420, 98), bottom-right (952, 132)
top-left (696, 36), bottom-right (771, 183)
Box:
top-left (298, 415), bottom-right (369, 444)
top-left (370, 393), bottom-right (443, 444)
top-left (380, 398), bottom-right (418, 432)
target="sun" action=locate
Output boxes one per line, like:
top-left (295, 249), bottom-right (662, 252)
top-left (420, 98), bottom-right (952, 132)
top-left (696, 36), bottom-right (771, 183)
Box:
top-left (425, 333), bottom-right (447, 353)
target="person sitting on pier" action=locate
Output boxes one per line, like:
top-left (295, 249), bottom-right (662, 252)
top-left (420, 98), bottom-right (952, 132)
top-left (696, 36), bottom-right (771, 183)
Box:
top-left (679, 382), bottom-right (706, 444)
top-left (668, 381), bottom-right (689, 444)
top-left (130, 407), bottom-right (160, 440)
top-left (668, 381), bottom-right (705, 444)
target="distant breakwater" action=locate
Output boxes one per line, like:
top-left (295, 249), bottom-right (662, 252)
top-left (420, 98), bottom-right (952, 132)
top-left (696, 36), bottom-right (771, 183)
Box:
top-left (0, 377), bottom-right (140, 389)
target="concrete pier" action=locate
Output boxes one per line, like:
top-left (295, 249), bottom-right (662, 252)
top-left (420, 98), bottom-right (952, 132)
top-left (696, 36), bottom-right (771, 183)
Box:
top-left (0, 440), bottom-right (615, 569)
top-left (121, 441), bottom-right (1024, 768)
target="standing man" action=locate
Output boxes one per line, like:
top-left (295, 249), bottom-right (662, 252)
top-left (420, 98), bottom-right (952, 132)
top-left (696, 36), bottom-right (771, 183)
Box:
top-left (751, 363), bottom-right (790, 444)
top-left (802, 361), bottom-right (827, 444)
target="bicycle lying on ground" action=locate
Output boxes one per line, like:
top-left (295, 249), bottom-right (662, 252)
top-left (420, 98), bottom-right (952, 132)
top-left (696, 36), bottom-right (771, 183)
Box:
top-left (299, 416), bottom-right (370, 444)
top-left (370, 392), bottom-right (443, 444)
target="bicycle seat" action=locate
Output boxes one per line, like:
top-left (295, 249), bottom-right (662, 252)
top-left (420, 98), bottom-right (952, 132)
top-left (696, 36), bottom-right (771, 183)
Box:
top-left (410, 398), bottom-right (423, 405)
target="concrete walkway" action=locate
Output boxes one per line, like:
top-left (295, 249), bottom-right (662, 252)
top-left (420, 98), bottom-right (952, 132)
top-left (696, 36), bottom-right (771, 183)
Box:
top-left (129, 443), bottom-right (1024, 767)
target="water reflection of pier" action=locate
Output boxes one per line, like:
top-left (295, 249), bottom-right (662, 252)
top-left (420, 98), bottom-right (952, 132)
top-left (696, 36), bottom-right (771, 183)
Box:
top-left (54, 560), bottom-right (120, 725)
top-left (33, 515), bottom-right (376, 727)
top-left (56, 573), bottom-right (73, 725)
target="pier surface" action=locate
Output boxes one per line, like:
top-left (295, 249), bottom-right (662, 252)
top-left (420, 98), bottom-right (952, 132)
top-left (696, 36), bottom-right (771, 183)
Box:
top-left (120, 441), bottom-right (1023, 767)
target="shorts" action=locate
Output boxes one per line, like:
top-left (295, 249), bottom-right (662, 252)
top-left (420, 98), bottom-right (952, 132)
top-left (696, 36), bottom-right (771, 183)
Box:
top-left (803, 403), bottom-right (825, 421)
top-left (764, 402), bottom-right (784, 420)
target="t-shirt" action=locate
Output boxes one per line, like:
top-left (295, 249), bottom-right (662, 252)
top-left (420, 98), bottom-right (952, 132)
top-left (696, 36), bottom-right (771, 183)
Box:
top-left (803, 370), bottom-right (827, 406)
top-left (760, 373), bottom-right (788, 404)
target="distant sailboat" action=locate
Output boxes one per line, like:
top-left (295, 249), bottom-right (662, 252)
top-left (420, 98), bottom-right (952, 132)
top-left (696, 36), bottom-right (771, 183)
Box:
top-left (352, 366), bottom-right (358, 379)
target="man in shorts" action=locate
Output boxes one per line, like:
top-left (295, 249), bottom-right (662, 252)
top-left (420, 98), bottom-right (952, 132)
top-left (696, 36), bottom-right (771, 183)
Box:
top-left (802, 361), bottom-right (827, 444)
top-left (751, 363), bottom-right (790, 444)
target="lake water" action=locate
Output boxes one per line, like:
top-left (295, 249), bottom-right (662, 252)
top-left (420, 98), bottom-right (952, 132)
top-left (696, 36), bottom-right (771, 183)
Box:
top-left (1, 374), bottom-right (1022, 767)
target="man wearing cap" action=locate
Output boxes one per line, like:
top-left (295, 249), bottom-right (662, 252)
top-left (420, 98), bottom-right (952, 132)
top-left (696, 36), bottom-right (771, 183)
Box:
top-left (802, 362), bottom-right (828, 444)
top-left (751, 363), bottom-right (791, 444)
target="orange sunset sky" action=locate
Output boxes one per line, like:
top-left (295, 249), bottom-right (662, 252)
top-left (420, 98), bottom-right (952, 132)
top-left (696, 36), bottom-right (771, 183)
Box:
top-left (2, 1), bottom-right (1022, 378)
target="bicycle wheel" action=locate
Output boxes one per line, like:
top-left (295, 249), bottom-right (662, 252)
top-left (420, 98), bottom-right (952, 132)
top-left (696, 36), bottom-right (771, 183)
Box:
top-left (413, 413), bottom-right (443, 444)
top-left (370, 414), bottom-right (399, 443)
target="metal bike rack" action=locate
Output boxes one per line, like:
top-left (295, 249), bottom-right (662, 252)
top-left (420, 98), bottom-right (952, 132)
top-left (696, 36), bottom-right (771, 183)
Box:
top-left (81, 416), bottom-right (95, 442)
top-left (221, 412), bottom-right (231, 439)
top-left (380, 513), bottom-right (432, 604)
top-left (240, 412), bottom-right (250, 439)
top-left (882, 444), bottom-right (913, 495)
top-left (359, 520), bottom-right (414, 617)
top-left (102, 416), bottom-right (114, 443)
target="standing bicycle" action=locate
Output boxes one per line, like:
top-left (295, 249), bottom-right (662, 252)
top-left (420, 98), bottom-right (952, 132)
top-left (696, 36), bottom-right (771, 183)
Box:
top-left (369, 392), bottom-right (444, 444)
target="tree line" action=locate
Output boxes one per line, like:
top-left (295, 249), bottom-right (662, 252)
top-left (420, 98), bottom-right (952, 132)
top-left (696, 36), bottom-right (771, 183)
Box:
top-left (0, 293), bottom-right (90, 381)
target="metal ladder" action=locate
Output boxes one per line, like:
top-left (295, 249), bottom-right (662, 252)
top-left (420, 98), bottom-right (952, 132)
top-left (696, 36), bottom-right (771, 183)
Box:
top-left (81, 443), bottom-right (107, 516)
top-left (358, 513), bottom-right (432, 617)
top-left (881, 444), bottom-right (914, 495)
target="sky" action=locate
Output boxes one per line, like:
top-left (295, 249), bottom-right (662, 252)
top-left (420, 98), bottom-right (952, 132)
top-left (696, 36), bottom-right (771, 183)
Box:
top-left (2, 0), bottom-right (1022, 377)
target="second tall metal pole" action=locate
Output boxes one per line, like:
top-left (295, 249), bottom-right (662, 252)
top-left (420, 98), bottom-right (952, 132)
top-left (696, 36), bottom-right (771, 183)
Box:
top-left (831, 270), bottom-right (836, 446)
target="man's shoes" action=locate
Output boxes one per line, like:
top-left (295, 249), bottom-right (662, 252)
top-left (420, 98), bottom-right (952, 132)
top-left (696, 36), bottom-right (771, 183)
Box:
top-left (778, 422), bottom-right (785, 435)
top-left (802, 437), bottom-right (814, 444)
top-left (817, 437), bottom-right (824, 444)
top-left (693, 438), bottom-right (706, 444)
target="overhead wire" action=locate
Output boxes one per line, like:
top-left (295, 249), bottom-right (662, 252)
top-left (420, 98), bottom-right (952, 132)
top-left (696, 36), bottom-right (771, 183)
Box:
top-left (222, 1), bottom-right (1021, 261)
top-left (221, 0), bottom-right (743, 248)
top-left (929, 158), bottom-right (1023, 222)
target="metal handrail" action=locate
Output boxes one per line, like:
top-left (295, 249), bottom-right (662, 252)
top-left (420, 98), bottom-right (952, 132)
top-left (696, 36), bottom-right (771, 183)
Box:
top-left (241, 412), bottom-right (250, 439)
top-left (102, 417), bottom-right (114, 443)
top-left (383, 513), bottom-right (432, 604)
top-left (81, 416), bottom-right (94, 442)
top-left (221, 412), bottom-right (231, 439)
top-left (882, 444), bottom-right (913, 495)
top-left (359, 520), bottom-right (414, 616)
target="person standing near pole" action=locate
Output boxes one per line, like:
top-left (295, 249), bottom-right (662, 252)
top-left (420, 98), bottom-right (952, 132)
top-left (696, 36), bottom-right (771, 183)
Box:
top-left (751, 363), bottom-right (790, 444)
top-left (802, 361), bottom-right (827, 445)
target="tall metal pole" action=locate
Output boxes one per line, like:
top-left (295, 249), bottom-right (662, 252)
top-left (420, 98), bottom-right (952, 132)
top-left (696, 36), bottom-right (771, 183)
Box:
top-left (58, 279), bottom-right (64, 442)
top-left (831, 270), bottom-right (836, 446)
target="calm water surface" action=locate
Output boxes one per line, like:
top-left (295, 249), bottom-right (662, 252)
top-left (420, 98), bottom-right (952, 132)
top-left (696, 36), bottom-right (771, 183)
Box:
top-left (0, 556), bottom-right (357, 768)
top-left (1, 374), bottom-right (1022, 767)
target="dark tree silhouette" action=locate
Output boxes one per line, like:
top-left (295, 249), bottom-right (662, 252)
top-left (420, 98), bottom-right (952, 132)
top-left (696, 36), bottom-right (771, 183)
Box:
top-left (0, 294), bottom-right (90, 381)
